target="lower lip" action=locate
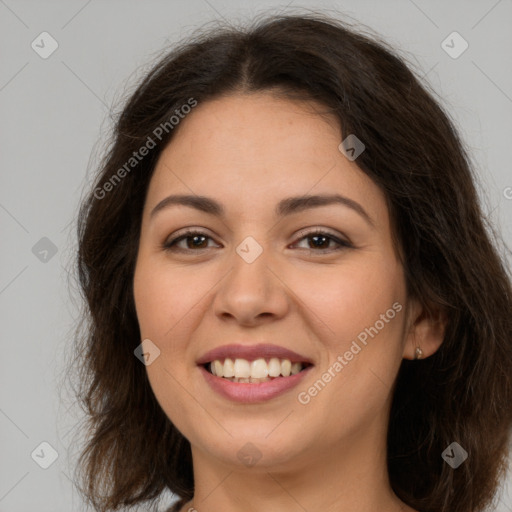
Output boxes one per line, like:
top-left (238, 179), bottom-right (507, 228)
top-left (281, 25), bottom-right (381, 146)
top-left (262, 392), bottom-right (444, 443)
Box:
top-left (199, 365), bottom-right (313, 403)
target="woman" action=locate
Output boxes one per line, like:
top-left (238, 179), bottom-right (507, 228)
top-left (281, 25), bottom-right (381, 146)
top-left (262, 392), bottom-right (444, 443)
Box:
top-left (72, 12), bottom-right (512, 512)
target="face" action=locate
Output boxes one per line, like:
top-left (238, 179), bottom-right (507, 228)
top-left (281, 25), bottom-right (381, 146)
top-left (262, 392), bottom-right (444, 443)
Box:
top-left (133, 92), bottom-right (419, 472)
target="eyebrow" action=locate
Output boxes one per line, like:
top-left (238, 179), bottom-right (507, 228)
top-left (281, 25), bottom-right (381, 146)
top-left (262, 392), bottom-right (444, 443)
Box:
top-left (150, 193), bottom-right (374, 227)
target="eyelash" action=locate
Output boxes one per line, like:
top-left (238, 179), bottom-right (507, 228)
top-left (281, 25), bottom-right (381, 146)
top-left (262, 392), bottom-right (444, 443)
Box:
top-left (162, 228), bottom-right (353, 254)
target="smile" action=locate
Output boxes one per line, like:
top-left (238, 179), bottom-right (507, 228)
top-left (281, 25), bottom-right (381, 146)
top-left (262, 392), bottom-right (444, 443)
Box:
top-left (197, 344), bottom-right (314, 403)
top-left (206, 357), bottom-right (309, 382)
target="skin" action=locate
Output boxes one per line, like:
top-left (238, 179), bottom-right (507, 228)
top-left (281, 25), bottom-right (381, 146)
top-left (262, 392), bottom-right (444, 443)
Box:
top-left (133, 92), bottom-right (445, 512)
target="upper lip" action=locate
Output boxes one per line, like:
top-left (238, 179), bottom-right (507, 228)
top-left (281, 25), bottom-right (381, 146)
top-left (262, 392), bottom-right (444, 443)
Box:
top-left (196, 344), bottom-right (314, 365)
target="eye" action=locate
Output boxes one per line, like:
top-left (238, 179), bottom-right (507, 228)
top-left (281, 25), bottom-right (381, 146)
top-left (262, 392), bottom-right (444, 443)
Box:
top-left (162, 228), bottom-right (353, 254)
top-left (292, 229), bottom-right (353, 253)
top-left (162, 229), bottom-right (220, 252)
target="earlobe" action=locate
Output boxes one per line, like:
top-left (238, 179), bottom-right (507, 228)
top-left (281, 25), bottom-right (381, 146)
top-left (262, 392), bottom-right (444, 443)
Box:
top-left (403, 302), bottom-right (447, 360)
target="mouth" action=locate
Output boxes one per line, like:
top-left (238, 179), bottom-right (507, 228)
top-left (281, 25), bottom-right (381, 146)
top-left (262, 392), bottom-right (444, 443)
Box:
top-left (196, 344), bottom-right (314, 403)
top-left (202, 358), bottom-right (313, 383)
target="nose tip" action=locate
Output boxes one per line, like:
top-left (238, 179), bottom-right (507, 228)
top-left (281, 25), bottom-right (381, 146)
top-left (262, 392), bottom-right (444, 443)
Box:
top-left (212, 239), bottom-right (289, 326)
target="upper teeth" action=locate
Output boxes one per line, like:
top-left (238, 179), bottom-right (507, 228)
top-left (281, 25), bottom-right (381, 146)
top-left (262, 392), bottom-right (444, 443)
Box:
top-left (210, 358), bottom-right (303, 379)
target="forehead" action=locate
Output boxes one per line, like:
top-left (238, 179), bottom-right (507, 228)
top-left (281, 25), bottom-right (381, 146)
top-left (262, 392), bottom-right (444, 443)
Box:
top-left (146, 92), bottom-right (386, 223)
top-left (157, 92), bottom-right (339, 168)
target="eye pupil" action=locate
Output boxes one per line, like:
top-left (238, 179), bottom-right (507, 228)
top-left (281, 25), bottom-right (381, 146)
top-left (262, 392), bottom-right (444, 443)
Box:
top-left (188, 235), bottom-right (207, 249)
top-left (309, 235), bottom-right (329, 249)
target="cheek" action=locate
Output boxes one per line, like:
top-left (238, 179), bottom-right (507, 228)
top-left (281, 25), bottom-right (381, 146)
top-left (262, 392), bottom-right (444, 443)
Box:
top-left (133, 258), bottom-right (203, 433)
top-left (133, 257), bottom-right (203, 343)
top-left (293, 256), bottom-right (406, 421)
top-left (292, 255), bottom-right (406, 414)
top-left (290, 254), bottom-right (405, 351)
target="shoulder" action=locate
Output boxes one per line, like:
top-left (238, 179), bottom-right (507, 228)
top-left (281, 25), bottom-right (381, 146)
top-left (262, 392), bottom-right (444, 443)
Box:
top-left (164, 499), bottom-right (191, 512)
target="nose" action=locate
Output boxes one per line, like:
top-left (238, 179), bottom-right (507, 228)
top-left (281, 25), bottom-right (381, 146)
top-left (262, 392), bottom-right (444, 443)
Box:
top-left (212, 240), bottom-right (290, 327)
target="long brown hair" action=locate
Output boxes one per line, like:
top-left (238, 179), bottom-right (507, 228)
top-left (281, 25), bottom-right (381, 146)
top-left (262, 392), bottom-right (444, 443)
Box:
top-left (71, 12), bottom-right (512, 512)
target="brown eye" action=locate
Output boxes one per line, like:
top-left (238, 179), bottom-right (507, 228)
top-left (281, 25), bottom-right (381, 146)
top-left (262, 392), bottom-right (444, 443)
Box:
top-left (163, 230), bottom-right (219, 252)
top-left (182, 234), bottom-right (209, 249)
top-left (293, 230), bottom-right (352, 253)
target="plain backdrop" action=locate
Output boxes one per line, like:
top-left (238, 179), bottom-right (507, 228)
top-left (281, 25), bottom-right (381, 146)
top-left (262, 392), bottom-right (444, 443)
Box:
top-left (1, 0), bottom-right (511, 511)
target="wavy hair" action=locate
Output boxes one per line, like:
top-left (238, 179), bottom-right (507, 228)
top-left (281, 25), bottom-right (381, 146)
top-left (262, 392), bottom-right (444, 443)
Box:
top-left (71, 12), bottom-right (512, 512)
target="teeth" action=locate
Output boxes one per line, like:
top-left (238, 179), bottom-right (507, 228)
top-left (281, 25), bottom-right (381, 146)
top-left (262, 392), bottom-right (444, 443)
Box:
top-left (268, 358), bottom-right (281, 377)
top-left (251, 358), bottom-right (269, 378)
top-left (234, 359), bottom-right (251, 378)
top-left (228, 376), bottom-right (272, 383)
top-left (223, 358), bottom-right (235, 378)
top-left (281, 359), bottom-right (291, 377)
top-left (213, 360), bottom-right (223, 376)
top-left (208, 357), bottom-right (305, 379)
top-left (291, 362), bottom-right (302, 375)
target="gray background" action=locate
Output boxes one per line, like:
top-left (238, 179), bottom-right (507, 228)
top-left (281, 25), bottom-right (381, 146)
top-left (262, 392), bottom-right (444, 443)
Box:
top-left (1, 0), bottom-right (511, 511)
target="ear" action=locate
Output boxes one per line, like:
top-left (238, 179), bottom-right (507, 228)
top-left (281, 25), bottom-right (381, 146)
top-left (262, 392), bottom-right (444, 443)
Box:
top-left (402, 299), bottom-right (447, 360)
